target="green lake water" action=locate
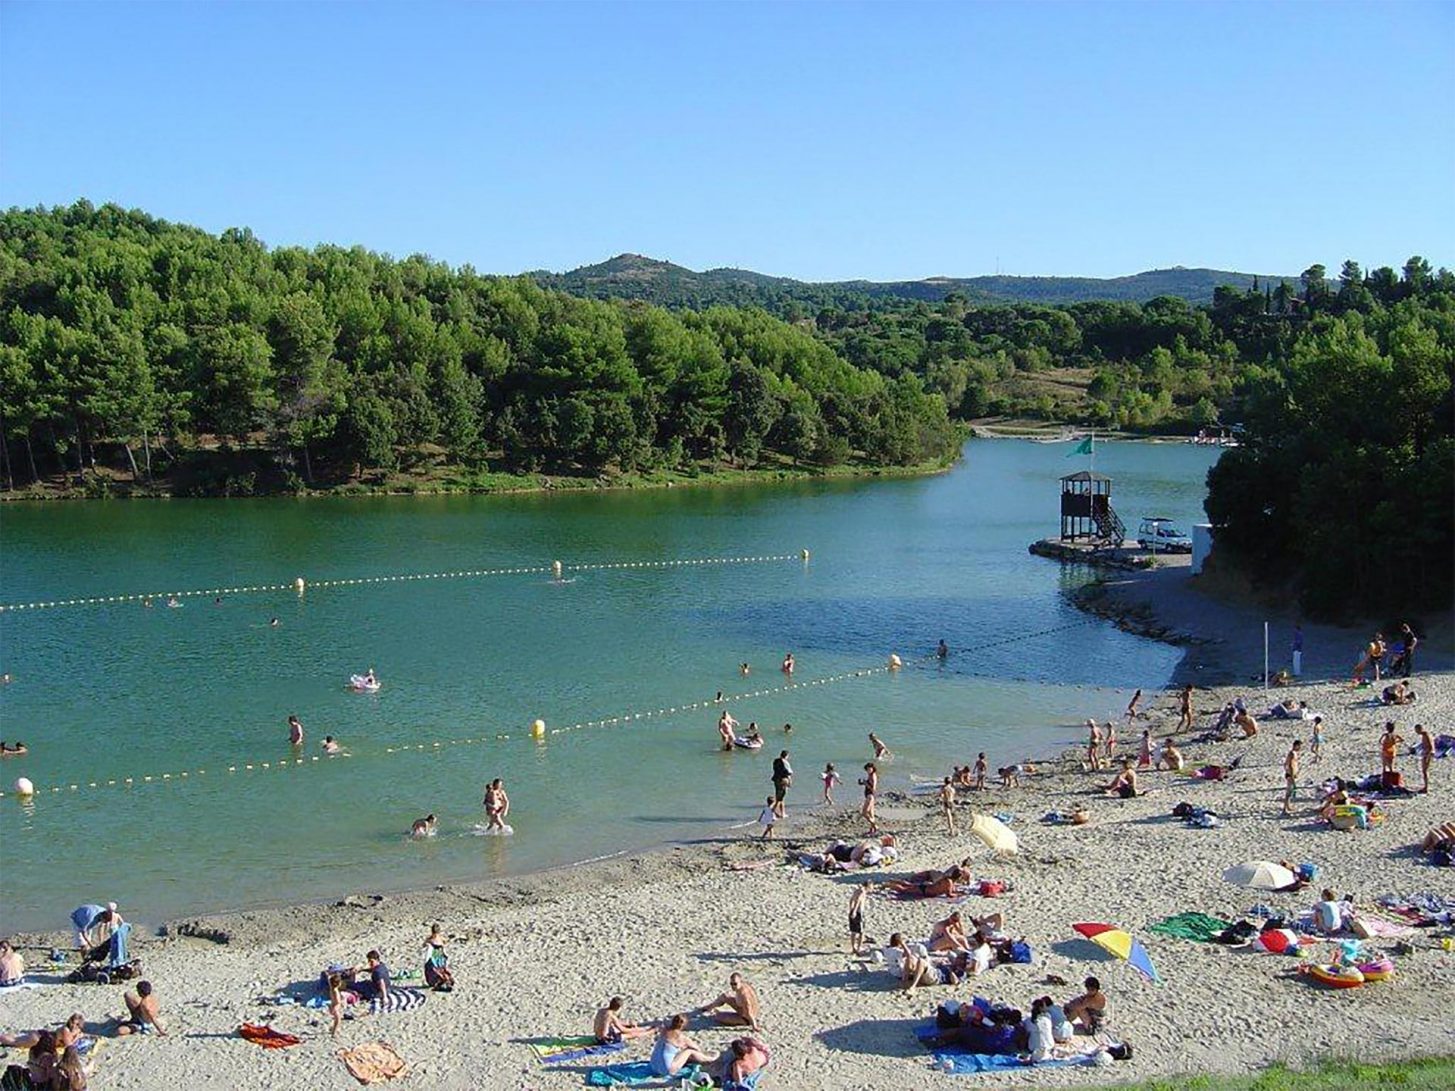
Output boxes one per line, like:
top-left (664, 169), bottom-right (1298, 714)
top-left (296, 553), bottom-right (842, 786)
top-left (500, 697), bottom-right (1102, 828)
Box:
top-left (0, 439), bottom-right (1221, 932)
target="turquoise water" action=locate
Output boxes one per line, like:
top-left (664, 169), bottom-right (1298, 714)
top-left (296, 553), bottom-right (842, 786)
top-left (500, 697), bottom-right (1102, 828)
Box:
top-left (0, 439), bottom-right (1220, 931)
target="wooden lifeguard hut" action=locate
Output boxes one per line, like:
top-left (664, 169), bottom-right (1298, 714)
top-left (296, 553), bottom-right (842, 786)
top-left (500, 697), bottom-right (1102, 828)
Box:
top-left (1060, 470), bottom-right (1123, 545)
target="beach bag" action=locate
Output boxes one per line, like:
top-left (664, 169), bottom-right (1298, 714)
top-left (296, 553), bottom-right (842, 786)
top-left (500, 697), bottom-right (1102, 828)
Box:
top-left (1296, 862), bottom-right (1319, 881)
top-left (1009, 940), bottom-right (1033, 964)
top-left (979, 881), bottom-right (1004, 897)
top-left (1108, 1042), bottom-right (1133, 1061)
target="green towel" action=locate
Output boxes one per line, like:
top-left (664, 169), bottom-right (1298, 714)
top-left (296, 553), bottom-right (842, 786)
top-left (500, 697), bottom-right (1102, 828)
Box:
top-left (1147, 912), bottom-right (1232, 942)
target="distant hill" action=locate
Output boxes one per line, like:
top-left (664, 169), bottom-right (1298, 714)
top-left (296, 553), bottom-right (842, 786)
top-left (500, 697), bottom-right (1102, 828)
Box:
top-left (531, 254), bottom-right (1286, 310)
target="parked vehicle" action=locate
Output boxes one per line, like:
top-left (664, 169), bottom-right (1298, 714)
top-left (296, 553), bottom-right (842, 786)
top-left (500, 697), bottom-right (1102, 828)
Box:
top-left (1137, 517), bottom-right (1192, 553)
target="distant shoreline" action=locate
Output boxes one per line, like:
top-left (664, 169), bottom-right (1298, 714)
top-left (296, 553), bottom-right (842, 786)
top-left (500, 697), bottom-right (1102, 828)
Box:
top-left (0, 454), bottom-right (959, 504)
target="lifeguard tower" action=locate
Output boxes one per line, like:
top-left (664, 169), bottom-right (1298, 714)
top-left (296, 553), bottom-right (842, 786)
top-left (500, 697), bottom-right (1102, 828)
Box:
top-left (1059, 471), bottom-right (1124, 546)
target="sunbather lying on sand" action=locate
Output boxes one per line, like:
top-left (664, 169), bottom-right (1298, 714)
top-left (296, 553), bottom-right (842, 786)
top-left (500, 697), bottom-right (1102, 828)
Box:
top-left (888, 865), bottom-right (970, 898)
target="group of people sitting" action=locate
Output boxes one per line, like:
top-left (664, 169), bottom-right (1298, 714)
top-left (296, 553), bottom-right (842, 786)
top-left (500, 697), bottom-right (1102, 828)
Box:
top-left (0, 1015), bottom-right (92, 1090)
top-left (924, 976), bottom-right (1108, 1061)
top-left (590, 974), bottom-right (769, 1086)
top-left (882, 911), bottom-right (1029, 992)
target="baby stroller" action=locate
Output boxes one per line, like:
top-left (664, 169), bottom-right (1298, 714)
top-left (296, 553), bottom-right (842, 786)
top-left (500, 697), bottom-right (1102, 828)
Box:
top-left (68, 922), bottom-right (141, 984)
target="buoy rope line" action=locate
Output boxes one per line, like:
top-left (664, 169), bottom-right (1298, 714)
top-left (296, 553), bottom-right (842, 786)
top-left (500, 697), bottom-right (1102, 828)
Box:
top-left (0, 553), bottom-right (807, 613)
top-left (0, 618), bottom-right (1100, 801)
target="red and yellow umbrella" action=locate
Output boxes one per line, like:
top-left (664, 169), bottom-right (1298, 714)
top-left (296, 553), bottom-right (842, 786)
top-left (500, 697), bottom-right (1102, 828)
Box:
top-left (1072, 922), bottom-right (1160, 983)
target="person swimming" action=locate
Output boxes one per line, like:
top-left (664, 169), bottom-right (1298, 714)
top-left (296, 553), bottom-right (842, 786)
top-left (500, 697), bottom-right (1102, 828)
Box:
top-left (322, 736), bottom-right (341, 755)
top-left (269, 617), bottom-right (280, 627)
top-left (0, 741), bottom-right (28, 756)
top-left (166, 596), bottom-right (181, 608)
top-left (740, 662), bottom-right (750, 676)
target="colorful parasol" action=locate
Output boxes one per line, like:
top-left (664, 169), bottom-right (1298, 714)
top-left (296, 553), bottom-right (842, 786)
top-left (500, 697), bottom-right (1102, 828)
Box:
top-left (1071, 921), bottom-right (1159, 982)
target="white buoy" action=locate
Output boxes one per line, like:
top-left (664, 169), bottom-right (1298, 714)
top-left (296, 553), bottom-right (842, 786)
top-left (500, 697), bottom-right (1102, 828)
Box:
top-left (295, 577), bottom-right (306, 596)
top-left (14, 777), bottom-right (35, 797)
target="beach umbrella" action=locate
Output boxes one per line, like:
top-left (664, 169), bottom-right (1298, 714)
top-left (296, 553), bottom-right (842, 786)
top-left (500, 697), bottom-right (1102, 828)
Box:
top-left (969, 812), bottom-right (1019, 855)
top-left (1071, 922), bottom-right (1159, 983)
top-left (1222, 861), bottom-right (1296, 890)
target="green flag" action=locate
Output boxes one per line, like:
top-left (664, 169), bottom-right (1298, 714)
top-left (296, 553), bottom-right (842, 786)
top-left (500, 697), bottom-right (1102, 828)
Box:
top-left (1066, 436), bottom-right (1093, 457)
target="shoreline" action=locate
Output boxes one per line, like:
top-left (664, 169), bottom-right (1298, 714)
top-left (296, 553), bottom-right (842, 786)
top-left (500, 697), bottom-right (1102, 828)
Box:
top-left (0, 455), bottom-right (960, 505)
top-left (5, 673), bottom-right (1451, 1089)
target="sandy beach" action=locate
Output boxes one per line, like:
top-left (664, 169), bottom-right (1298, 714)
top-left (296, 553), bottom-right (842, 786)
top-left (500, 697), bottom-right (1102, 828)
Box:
top-left (4, 666), bottom-right (1453, 1090)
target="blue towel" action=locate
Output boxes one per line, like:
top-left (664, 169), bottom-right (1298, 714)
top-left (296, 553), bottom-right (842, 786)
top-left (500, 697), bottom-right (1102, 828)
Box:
top-left (914, 1023), bottom-right (1089, 1075)
top-left (585, 1060), bottom-right (702, 1087)
top-left (108, 922), bottom-right (132, 967)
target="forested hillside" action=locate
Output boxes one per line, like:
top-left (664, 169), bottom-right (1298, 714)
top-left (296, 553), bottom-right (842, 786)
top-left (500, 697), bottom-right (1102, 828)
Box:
top-left (533, 253), bottom-right (1275, 309)
top-left (0, 203), bottom-right (957, 495)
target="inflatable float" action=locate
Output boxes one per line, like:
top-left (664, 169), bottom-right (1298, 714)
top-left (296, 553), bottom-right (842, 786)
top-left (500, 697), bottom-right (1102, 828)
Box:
top-left (1357, 959), bottom-right (1394, 982)
top-left (348, 674), bottom-right (381, 693)
top-left (733, 736), bottom-right (764, 750)
top-left (1304, 963), bottom-right (1364, 989)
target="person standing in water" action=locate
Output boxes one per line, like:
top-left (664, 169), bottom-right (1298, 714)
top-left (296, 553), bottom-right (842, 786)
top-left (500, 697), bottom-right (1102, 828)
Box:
top-left (869, 732), bottom-right (891, 760)
top-left (718, 710), bottom-right (738, 751)
top-left (781, 652), bottom-right (794, 675)
top-left (860, 762), bottom-right (880, 834)
top-left (936, 639), bottom-right (949, 659)
top-left (973, 752), bottom-right (987, 790)
top-left (483, 778), bottom-right (511, 831)
top-left (287, 715), bottom-right (304, 747)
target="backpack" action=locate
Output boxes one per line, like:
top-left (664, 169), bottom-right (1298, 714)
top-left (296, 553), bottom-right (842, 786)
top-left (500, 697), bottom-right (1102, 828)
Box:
top-left (1108, 1042), bottom-right (1134, 1061)
top-left (1172, 802), bottom-right (1194, 818)
top-left (1009, 940), bottom-right (1033, 964)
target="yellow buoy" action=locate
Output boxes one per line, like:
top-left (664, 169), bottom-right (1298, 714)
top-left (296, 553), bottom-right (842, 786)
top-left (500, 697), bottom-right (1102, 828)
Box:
top-left (531, 718), bottom-right (546, 739)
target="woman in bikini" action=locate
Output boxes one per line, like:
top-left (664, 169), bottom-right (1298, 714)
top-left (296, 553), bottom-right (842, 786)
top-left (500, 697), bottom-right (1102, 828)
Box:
top-left (860, 762), bottom-right (879, 834)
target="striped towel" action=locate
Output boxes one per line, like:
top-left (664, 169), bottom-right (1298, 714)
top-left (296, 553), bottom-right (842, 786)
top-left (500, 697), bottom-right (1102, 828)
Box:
top-left (529, 1036), bottom-right (626, 1065)
top-left (369, 988), bottom-right (427, 1016)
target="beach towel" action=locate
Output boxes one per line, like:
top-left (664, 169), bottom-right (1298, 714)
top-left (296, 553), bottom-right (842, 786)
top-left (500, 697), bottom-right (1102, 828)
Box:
top-left (238, 1022), bottom-right (302, 1049)
top-left (368, 988), bottom-right (426, 1016)
top-left (338, 1041), bottom-right (408, 1084)
top-left (585, 1060), bottom-right (703, 1086)
top-left (528, 1036), bottom-right (626, 1065)
top-left (913, 1024), bottom-right (1099, 1074)
top-left (1147, 912), bottom-right (1232, 943)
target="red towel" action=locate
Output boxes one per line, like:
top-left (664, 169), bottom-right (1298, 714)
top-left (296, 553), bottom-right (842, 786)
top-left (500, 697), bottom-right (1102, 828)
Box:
top-left (239, 1022), bottom-right (302, 1049)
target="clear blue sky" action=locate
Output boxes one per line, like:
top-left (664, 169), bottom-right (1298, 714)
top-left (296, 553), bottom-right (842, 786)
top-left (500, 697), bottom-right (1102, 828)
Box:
top-left (2, 1), bottom-right (1450, 281)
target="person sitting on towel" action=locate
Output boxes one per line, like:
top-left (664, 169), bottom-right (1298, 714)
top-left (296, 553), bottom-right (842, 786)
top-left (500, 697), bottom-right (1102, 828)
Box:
top-left (593, 996), bottom-right (653, 1043)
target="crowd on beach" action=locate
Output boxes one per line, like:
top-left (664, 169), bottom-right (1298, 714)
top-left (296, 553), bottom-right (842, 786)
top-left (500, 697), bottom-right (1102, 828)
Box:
top-left (3, 625), bottom-right (1451, 1089)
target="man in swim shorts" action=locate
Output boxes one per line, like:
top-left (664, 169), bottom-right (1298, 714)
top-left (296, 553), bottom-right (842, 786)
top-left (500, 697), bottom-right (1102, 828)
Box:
top-left (848, 881), bottom-right (871, 954)
top-left (118, 980), bottom-right (166, 1036)
top-left (1062, 976), bottom-right (1106, 1032)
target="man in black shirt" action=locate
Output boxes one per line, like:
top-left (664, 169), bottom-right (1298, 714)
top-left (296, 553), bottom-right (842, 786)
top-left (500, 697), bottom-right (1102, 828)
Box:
top-left (771, 750), bottom-right (793, 818)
